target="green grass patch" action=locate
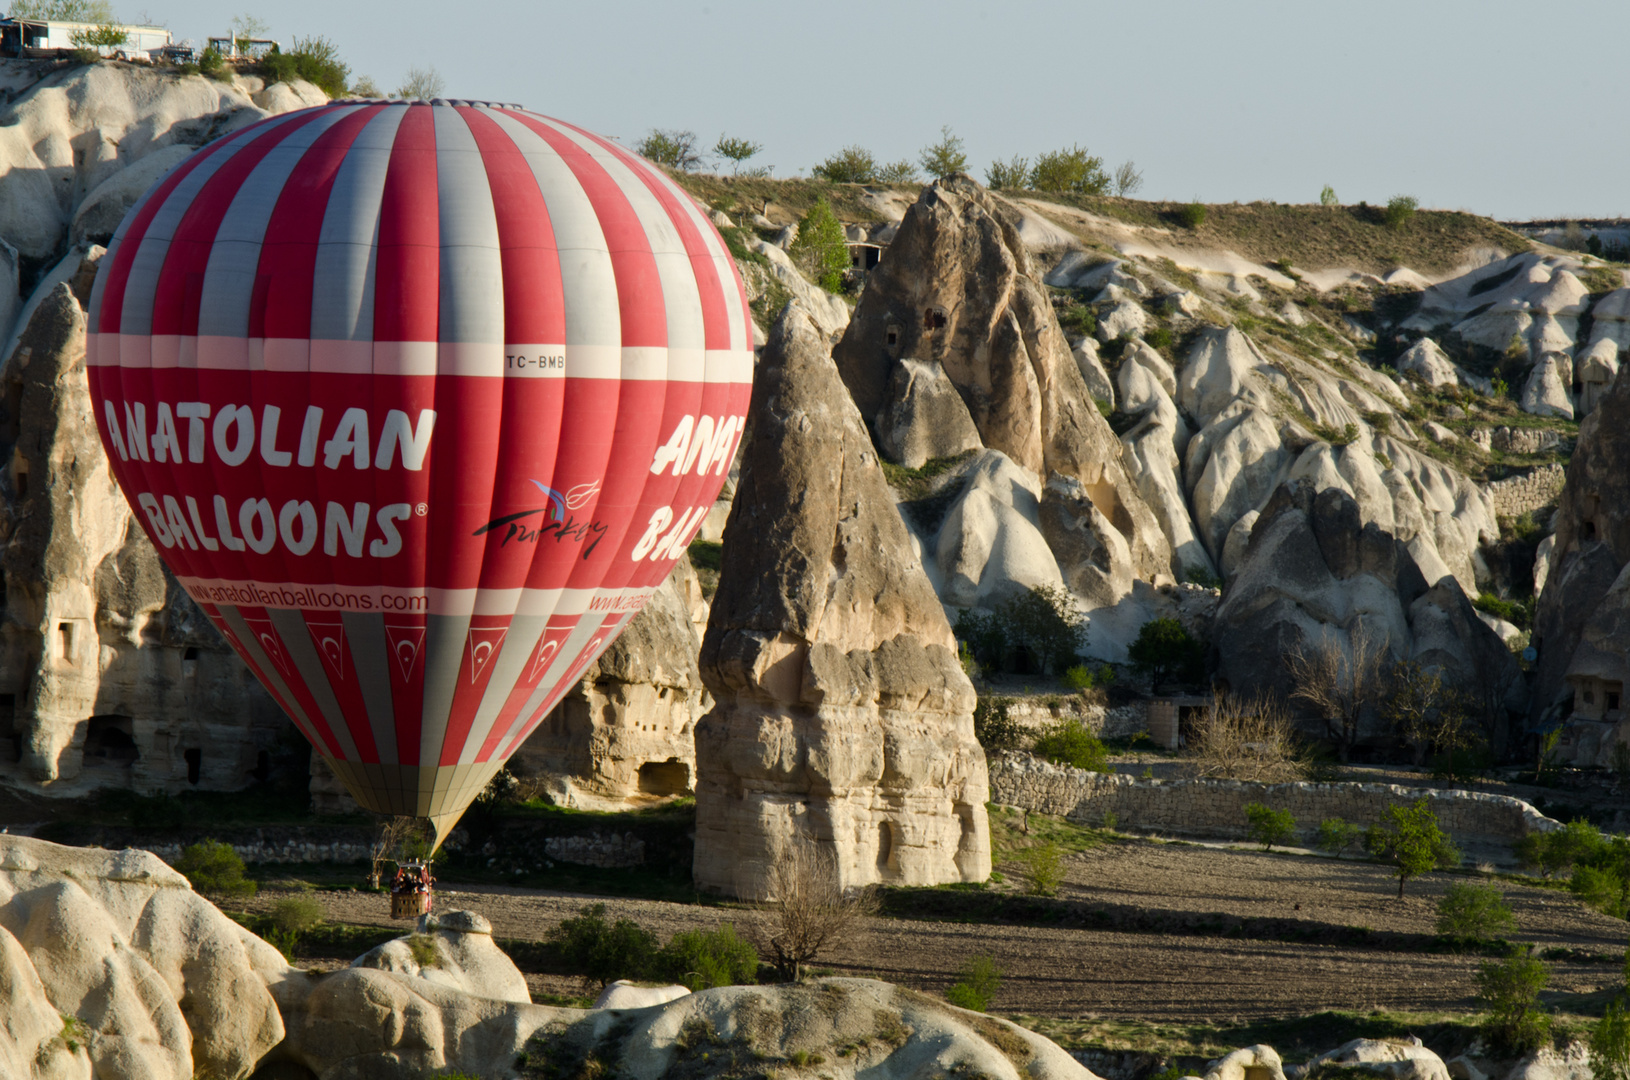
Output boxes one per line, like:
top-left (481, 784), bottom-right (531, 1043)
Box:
top-left (880, 450), bottom-right (978, 501)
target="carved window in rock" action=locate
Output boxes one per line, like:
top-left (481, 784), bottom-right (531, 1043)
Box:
top-left (922, 306), bottom-right (948, 332)
top-left (57, 622), bottom-right (73, 664)
top-left (637, 759), bottom-right (689, 797)
top-left (85, 715), bottom-right (138, 763)
top-left (877, 820), bottom-right (900, 876)
top-left (184, 746), bottom-right (202, 785)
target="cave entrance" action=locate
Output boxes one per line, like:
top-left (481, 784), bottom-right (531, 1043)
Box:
top-left (636, 759), bottom-right (690, 797)
top-left (85, 715), bottom-right (138, 763)
top-left (183, 747), bottom-right (202, 785)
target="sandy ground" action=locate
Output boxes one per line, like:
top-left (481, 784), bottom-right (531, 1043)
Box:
top-left (244, 840), bottom-right (1627, 1021)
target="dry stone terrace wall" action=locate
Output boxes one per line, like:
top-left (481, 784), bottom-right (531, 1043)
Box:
top-left (988, 752), bottom-right (1561, 851)
top-left (1486, 463), bottom-right (1566, 519)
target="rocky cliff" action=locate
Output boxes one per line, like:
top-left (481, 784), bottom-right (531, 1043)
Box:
top-left (694, 305), bottom-right (990, 895)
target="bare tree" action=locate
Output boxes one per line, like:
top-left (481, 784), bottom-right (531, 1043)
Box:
top-left (367, 815), bottom-right (417, 889)
top-left (1383, 659), bottom-right (1473, 766)
top-left (396, 64), bottom-right (445, 101)
top-left (1183, 691), bottom-right (1307, 783)
top-left (1284, 625), bottom-right (1388, 762)
top-left (744, 839), bottom-right (876, 981)
top-left (1112, 160), bottom-right (1144, 197)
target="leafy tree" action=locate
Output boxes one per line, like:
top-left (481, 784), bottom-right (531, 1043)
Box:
top-left (918, 125), bottom-right (967, 179)
top-left (261, 36), bottom-right (349, 97)
top-left (877, 159), bottom-right (919, 184)
top-left (1516, 818), bottom-right (1605, 878)
top-left (395, 63), bottom-right (445, 102)
top-left (1028, 145), bottom-right (1109, 194)
top-left (9, 0), bottom-right (115, 18)
top-left (788, 197), bottom-right (848, 294)
top-left (1015, 842), bottom-right (1064, 896)
top-left (548, 903), bottom-right (660, 988)
top-left (984, 155), bottom-right (1029, 190)
top-left (1320, 185), bottom-right (1338, 206)
top-left (996, 584), bottom-right (1086, 674)
top-left (350, 74), bottom-right (382, 97)
top-left (635, 128), bottom-right (700, 171)
top-left (69, 22), bottom-right (126, 50)
top-left (1032, 717), bottom-right (1108, 772)
top-left (1384, 195), bottom-right (1419, 230)
top-left (228, 12), bottom-right (267, 52)
top-left (812, 145), bottom-right (877, 184)
top-left (1127, 617), bottom-right (1204, 691)
top-left (1112, 161), bottom-right (1143, 197)
top-left (972, 696), bottom-right (1023, 751)
top-left (1243, 802), bottom-right (1295, 851)
top-left (197, 45), bottom-right (227, 79)
top-left (713, 134), bottom-right (762, 175)
top-left (1436, 881), bottom-right (1515, 942)
top-left (1366, 797), bottom-right (1459, 897)
top-left (1178, 200), bottom-right (1207, 228)
top-left (1594, 996), bottom-right (1630, 1080)
top-left (173, 839), bottom-right (257, 898)
top-left (1315, 817), bottom-right (1362, 859)
top-left (1476, 946), bottom-right (1550, 1053)
top-left (653, 923), bottom-right (758, 990)
top-left (944, 955), bottom-right (1002, 1011)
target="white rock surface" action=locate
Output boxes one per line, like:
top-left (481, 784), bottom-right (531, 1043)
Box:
top-left (1521, 353), bottom-right (1574, 419)
top-left (353, 909), bottom-right (530, 1004)
top-left (1096, 298), bottom-right (1148, 341)
top-left (1073, 336), bottom-right (1115, 404)
top-left (0, 835), bottom-right (291, 1080)
top-left (935, 450), bottom-right (1066, 608)
top-left (1396, 338), bottom-right (1461, 388)
top-left (595, 980), bottom-right (692, 1009)
top-left (747, 236), bottom-right (851, 339)
top-left (1305, 1038), bottom-right (1450, 1080)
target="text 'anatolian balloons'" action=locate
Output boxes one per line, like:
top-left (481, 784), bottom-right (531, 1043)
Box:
top-left (85, 99), bottom-right (754, 842)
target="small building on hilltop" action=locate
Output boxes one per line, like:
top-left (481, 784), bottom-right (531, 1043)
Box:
top-left (0, 17), bottom-right (170, 58)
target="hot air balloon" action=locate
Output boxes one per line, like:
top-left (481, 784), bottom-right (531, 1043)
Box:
top-left (84, 99), bottom-right (754, 846)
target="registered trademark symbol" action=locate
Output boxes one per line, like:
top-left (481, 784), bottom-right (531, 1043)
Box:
top-left (415, 503), bottom-right (428, 516)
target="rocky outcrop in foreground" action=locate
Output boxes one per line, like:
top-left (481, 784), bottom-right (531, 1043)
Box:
top-left (0, 835), bottom-right (290, 1080)
top-left (694, 306), bottom-right (990, 895)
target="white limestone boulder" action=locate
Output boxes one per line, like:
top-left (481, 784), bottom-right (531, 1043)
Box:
top-left (1396, 338), bottom-right (1460, 388)
top-left (935, 450), bottom-right (1065, 608)
top-left (1304, 1038), bottom-right (1450, 1080)
top-left (1072, 336), bottom-right (1114, 405)
top-left (1521, 354), bottom-right (1574, 419)
top-left (595, 980), bottom-right (692, 1009)
top-left (353, 909), bottom-right (530, 1004)
top-left (1096, 298), bottom-right (1148, 341)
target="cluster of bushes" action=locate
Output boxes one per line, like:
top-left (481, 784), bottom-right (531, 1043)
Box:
top-left (1517, 819), bottom-right (1630, 918)
top-left (955, 584), bottom-right (1087, 677)
top-left (549, 904), bottom-right (759, 991)
top-left (257, 36), bottom-right (349, 98)
top-left (1242, 798), bottom-right (1458, 895)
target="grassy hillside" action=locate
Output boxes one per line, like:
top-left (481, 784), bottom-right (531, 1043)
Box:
top-left (671, 173), bottom-right (1531, 276)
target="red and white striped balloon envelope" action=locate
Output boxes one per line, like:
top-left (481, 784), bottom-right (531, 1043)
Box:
top-left (85, 100), bottom-right (752, 843)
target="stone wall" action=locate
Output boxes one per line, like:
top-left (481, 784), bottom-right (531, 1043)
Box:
top-left (988, 752), bottom-right (1560, 852)
top-left (1487, 463), bottom-right (1566, 519)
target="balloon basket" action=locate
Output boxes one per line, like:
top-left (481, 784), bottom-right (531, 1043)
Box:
top-left (389, 860), bottom-right (434, 919)
top-left (391, 891), bottom-right (431, 919)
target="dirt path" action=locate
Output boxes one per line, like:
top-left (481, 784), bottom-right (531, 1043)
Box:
top-left (247, 839), bottom-right (1627, 1021)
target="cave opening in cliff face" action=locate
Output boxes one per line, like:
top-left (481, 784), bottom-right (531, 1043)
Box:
top-left (84, 715), bottom-right (137, 763)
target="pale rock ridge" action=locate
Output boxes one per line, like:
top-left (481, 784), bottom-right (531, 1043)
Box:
top-left (693, 305), bottom-right (990, 895)
top-left (353, 909), bottom-right (530, 1003)
top-left (934, 450), bottom-right (1066, 608)
top-left (0, 834), bottom-right (291, 1080)
top-left (831, 174), bottom-right (1171, 584)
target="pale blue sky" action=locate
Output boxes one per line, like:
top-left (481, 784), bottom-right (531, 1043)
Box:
top-left (139, 0), bottom-right (1628, 220)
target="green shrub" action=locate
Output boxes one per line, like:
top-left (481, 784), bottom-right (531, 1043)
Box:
top-left (877, 160), bottom-right (919, 184)
top-left (1593, 998), bottom-right (1630, 1080)
top-left (1015, 843), bottom-right (1065, 896)
top-left (174, 839), bottom-right (256, 898)
top-left (1032, 718), bottom-right (1109, 772)
top-left (1315, 818), bottom-right (1362, 859)
top-left (1145, 325), bottom-right (1174, 350)
top-left (1383, 195), bottom-right (1419, 230)
top-left (972, 696), bottom-right (1023, 751)
top-left (259, 36), bottom-right (350, 97)
top-left (1028, 145), bottom-right (1109, 195)
top-left (956, 585), bottom-right (1086, 675)
top-left (943, 955), bottom-right (1002, 1012)
top-left (985, 155), bottom-right (1029, 190)
top-left (198, 46), bottom-right (230, 81)
top-left (918, 126), bottom-right (967, 179)
top-left (1178, 201), bottom-right (1207, 229)
top-left (812, 146), bottom-right (877, 184)
top-left (407, 933), bottom-right (439, 968)
top-left (1320, 185), bottom-right (1338, 206)
top-left (654, 923), bottom-right (759, 990)
top-left (1367, 798), bottom-right (1459, 897)
top-left (1476, 946), bottom-right (1550, 1053)
top-left (788, 198), bottom-right (849, 294)
top-left (1436, 881), bottom-right (1515, 942)
top-left (548, 903), bottom-right (660, 987)
top-left (1569, 864), bottom-right (1630, 920)
top-left (1062, 665), bottom-right (1097, 692)
top-left (1517, 819), bottom-right (1604, 878)
top-left (1244, 802), bottom-right (1295, 851)
top-left (1127, 617), bottom-right (1205, 690)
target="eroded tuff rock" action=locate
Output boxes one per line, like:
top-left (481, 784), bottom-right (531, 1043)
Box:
top-left (1531, 360), bottom-right (1630, 764)
top-left (510, 558), bottom-right (709, 808)
top-left (694, 306), bottom-right (990, 895)
top-left (0, 257), bottom-right (287, 794)
top-left (0, 835), bottom-right (292, 1080)
top-left (1215, 482), bottom-right (1524, 749)
top-left (832, 174), bottom-right (1170, 583)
